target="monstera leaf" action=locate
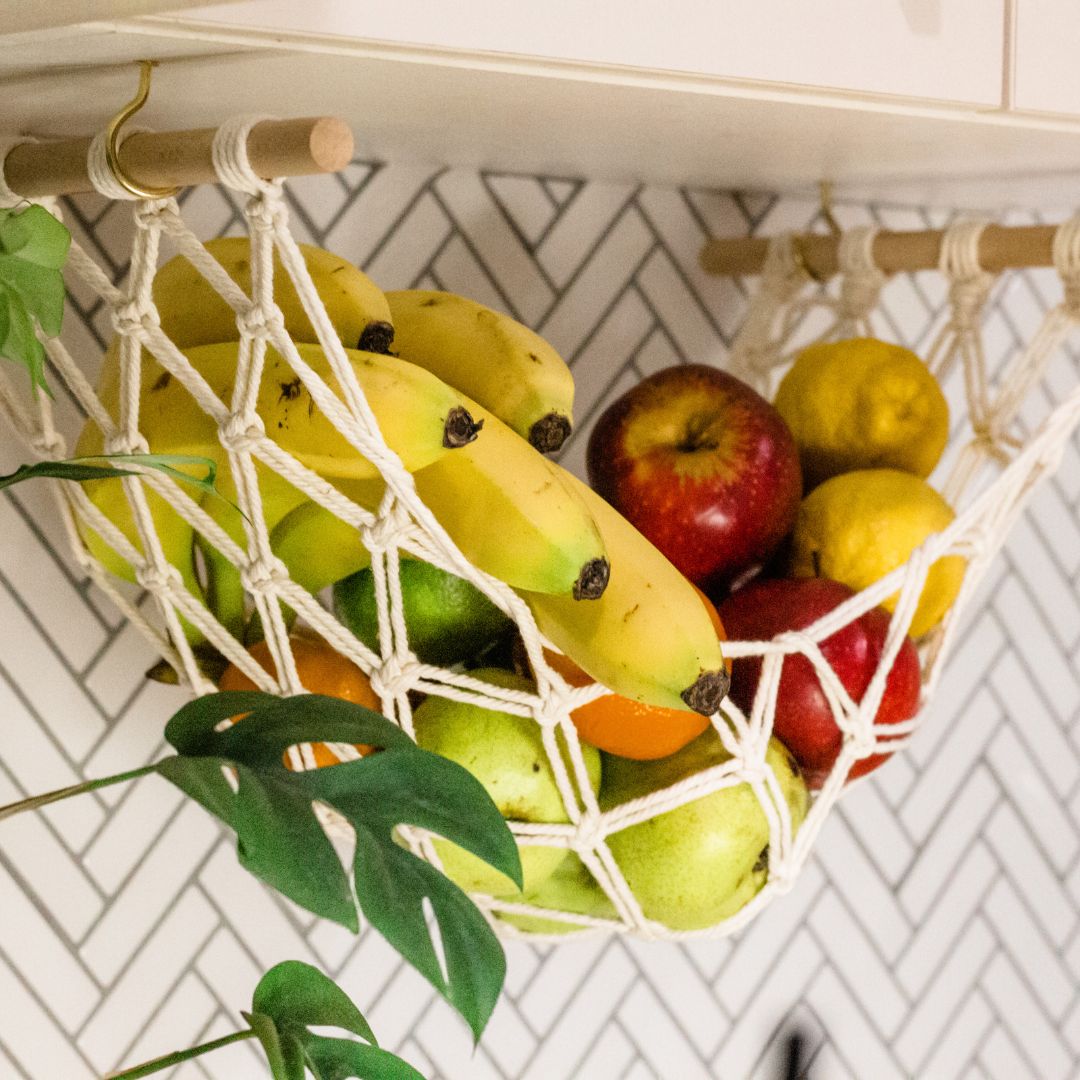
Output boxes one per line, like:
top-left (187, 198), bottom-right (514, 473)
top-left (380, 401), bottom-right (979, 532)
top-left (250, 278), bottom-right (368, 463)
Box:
top-left (156, 691), bottom-right (521, 1041)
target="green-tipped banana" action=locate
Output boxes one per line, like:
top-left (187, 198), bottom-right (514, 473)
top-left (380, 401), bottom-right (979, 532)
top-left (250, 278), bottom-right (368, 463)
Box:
top-left (396, 400), bottom-right (607, 598)
top-left (520, 473), bottom-right (728, 716)
top-left (153, 236), bottom-right (394, 354)
top-left (387, 289), bottom-right (575, 452)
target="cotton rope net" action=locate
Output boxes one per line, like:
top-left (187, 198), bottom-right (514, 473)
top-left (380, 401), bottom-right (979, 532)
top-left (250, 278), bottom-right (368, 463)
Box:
top-left (3, 118), bottom-right (1080, 943)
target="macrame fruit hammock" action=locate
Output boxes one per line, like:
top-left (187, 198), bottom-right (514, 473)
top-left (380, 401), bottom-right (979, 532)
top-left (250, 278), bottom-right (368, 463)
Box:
top-left (4, 114), bottom-right (1080, 943)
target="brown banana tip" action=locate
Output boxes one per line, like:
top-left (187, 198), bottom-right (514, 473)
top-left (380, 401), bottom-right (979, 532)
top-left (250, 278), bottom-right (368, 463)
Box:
top-left (443, 407), bottom-right (483, 448)
top-left (357, 320), bottom-right (395, 355)
top-left (572, 557), bottom-right (610, 601)
top-left (680, 668), bottom-right (731, 716)
top-left (528, 413), bottom-right (573, 454)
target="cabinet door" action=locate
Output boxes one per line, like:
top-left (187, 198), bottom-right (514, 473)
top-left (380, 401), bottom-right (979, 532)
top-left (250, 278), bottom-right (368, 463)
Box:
top-left (1014, 0), bottom-right (1080, 115)
top-left (179, 0), bottom-right (1005, 105)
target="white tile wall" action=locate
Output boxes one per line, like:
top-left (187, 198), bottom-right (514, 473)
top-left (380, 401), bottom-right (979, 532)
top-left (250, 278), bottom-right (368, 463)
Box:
top-left (0, 164), bottom-right (1078, 1078)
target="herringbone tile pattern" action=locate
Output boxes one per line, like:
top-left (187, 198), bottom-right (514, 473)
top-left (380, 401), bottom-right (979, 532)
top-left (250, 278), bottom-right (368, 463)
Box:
top-left (0, 166), bottom-right (1078, 1079)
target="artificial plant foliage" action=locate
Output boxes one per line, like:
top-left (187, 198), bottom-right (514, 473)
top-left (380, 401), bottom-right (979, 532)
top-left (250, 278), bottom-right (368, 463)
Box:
top-left (246, 961), bottom-right (424, 1080)
top-left (157, 691), bottom-right (522, 1041)
top-left (0, 204), bottom-right (70, 394)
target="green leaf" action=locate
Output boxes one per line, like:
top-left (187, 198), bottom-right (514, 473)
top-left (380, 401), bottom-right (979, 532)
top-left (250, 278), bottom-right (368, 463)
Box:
top-left (246, 962), bottom-right (425, 1080)
top-left (0, 205), bottom-right (69, 393)
top-left (154, 692), bottom-right (517, 1041)
top-left (0, 205), bottom-right (70, 267)
top-left (253, 961), bottom-right (376, 1046)
top-left (299, 752), bottom-right (521, 1041)
top-left (0, 453), bottom-right (246, 522)
top-left (303, 1037), bottom-right (426, 1080)
top-left (234, 767), bottom-right (358, 930)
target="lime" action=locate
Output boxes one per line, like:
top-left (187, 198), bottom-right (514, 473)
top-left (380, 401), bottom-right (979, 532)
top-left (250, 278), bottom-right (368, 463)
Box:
top-left (774, 338), bottom-right (949, 488)
top-left (789, 467), bottom-right (964, 637)
top-left (332, 557), bottom-right (511, 666)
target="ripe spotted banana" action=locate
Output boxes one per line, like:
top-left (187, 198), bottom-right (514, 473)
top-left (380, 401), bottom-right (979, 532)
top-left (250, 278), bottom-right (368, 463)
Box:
top-left (520, 473), bottom-right (729, 716)
top-left (386, 289), bottom-right (575, 452)
top-left (152, 236), bottom-right (394, 354)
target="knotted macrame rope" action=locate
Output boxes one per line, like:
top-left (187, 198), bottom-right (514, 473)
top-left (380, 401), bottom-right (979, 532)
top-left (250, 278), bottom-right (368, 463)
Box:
top-left (4, 124), bottom-right (1080, 940)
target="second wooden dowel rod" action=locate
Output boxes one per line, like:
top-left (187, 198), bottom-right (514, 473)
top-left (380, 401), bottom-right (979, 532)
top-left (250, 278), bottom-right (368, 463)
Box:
top-left (3, 117), bottom-right (354, 199)
top-left (700, 224), bottom-right (1062, 278)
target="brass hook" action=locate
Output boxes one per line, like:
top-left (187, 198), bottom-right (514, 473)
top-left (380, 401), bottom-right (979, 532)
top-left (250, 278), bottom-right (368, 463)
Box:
top-left (104, 61), bottom-right (178, 199)
top-left (790, 180), bottom-right (840, 283)
top-left (818, 180), bottom-right (841, 237)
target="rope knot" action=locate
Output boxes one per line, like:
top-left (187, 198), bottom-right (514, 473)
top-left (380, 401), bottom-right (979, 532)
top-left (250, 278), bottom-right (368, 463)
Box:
top-left (110, 300), bottom-right (160, 338)
top-left (236, 303), bottom-right (284, 342)
top-left (369, 654), bottom-right (420, 700)
top-left (218, 411), bottom-right (266, 453)
top-left (132, 199), bottom-right (176, 230)
top-left (240, 555), bottom-right (291, 597)
top-left (104, 433), bottom-right (150, 456)
top-left (31, 431), bottom-right (66, 459)
top-left (360, 509), bottom-right (408, 554)
top-left (245, 193), bottom-right (285, 232)
top-left (135, 562), bottom-right (184, 596)
top-left (570, 812), bottom-right (604, 855)
top-left (947, 274), bottom-right (993, 328)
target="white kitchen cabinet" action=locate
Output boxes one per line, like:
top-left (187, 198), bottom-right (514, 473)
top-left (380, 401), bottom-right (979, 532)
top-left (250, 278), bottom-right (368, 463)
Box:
top-left (1014, 0), bottom-right (1080, 116)
top-left (0, 2), bottom-right (1079, 209)
top-left (180, 0), bottom-right (1006, 105)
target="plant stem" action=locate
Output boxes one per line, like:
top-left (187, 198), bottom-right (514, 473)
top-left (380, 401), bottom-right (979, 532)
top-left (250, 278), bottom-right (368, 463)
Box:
top-left (0, 762), bottom-right (163, 823)
top-left (105, 1028), bottom-right (257, 1078)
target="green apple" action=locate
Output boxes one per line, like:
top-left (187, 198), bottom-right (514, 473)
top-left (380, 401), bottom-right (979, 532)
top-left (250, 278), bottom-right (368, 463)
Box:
top-left (412, 668), bottom-right (602, 897)
top-left (498, 853), bottom-right (618, 935)
top-left (601, 732), bottom-right (808, 931)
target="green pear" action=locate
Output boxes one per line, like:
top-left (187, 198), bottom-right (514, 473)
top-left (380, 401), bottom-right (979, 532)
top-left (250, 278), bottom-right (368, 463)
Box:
top-left (412, 668), bottom-right (602, 897)
top-left (497, 853), bottom-right (618, 935)
top-left (601, 732), bottom-right (808, 931)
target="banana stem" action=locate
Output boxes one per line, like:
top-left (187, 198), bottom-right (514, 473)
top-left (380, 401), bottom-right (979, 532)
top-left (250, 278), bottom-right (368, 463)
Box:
top-left (0, 763), bottom-right (162, 823)
top-left (105, 1028), bottom-right (257, 1078)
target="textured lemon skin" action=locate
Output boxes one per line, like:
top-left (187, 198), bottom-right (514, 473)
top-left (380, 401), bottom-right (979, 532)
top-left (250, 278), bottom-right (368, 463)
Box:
top-left (775, 338), bottom-right (949, 488)
top-left (790, 468), bottom-right (965, 637)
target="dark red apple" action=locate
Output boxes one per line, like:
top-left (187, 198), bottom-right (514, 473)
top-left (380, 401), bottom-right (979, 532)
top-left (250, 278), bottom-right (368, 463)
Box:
top-left (586, 364), bottom-right (802, 595)
top-left (717, 577), bottom-right (921, 788)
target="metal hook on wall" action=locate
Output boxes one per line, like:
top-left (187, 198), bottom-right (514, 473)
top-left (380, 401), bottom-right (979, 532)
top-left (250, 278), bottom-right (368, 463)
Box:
top-left (104, 60), bottom-right (180, 199)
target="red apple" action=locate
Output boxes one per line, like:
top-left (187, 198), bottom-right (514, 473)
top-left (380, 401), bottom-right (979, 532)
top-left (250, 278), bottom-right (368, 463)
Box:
top-left (717, 577), bottom-right (921, 788)
top-left (586, 364), bottom-right (802, 595)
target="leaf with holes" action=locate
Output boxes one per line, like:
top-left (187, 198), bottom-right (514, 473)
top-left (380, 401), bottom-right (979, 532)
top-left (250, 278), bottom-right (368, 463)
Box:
top-left (0, 204), bottom-right (70, 394)
top-left (245, 961), bottom-right (424, 1080)
top-left (154, 691), bottom-right (520, 1040)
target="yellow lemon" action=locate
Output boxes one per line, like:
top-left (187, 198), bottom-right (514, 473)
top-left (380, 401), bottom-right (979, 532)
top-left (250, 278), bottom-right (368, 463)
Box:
top-left (790, 468), bottom-right (964, 637)
top-left (774, 338), bottom-right (949, 488)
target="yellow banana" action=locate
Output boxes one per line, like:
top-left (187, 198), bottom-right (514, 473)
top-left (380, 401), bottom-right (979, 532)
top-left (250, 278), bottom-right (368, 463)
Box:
top-left (153, 236), bottom-right (394, 354)
top-left (396, 399), bottom-right (607, 598)
top-left (386, 290), bottom-right (575, 452)
top-left (520, 473), bottom-right (729, 716)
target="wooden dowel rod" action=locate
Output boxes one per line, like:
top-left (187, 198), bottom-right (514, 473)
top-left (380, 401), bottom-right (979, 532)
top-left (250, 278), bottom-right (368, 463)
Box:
top-left (2, 117), bottom-right (354, 199)
top-left (700, 224), bottom-right (1062, 279)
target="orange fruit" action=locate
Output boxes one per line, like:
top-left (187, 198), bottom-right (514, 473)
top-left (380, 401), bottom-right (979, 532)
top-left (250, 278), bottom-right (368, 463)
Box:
top-left (218, 636), bottom-right (379, 768)
top-left (544, 587), bottom-right (731, 760)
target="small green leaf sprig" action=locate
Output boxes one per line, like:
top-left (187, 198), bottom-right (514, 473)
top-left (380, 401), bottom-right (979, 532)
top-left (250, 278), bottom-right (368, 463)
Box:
top-left (107, 960), bottom-right (424, 1079)
top-left (0, 204), bottom-right (71, 394)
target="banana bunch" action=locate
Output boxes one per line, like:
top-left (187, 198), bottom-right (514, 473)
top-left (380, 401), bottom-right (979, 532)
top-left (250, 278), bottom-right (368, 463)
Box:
top-left (74, 240), bottom-right (475, 641)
